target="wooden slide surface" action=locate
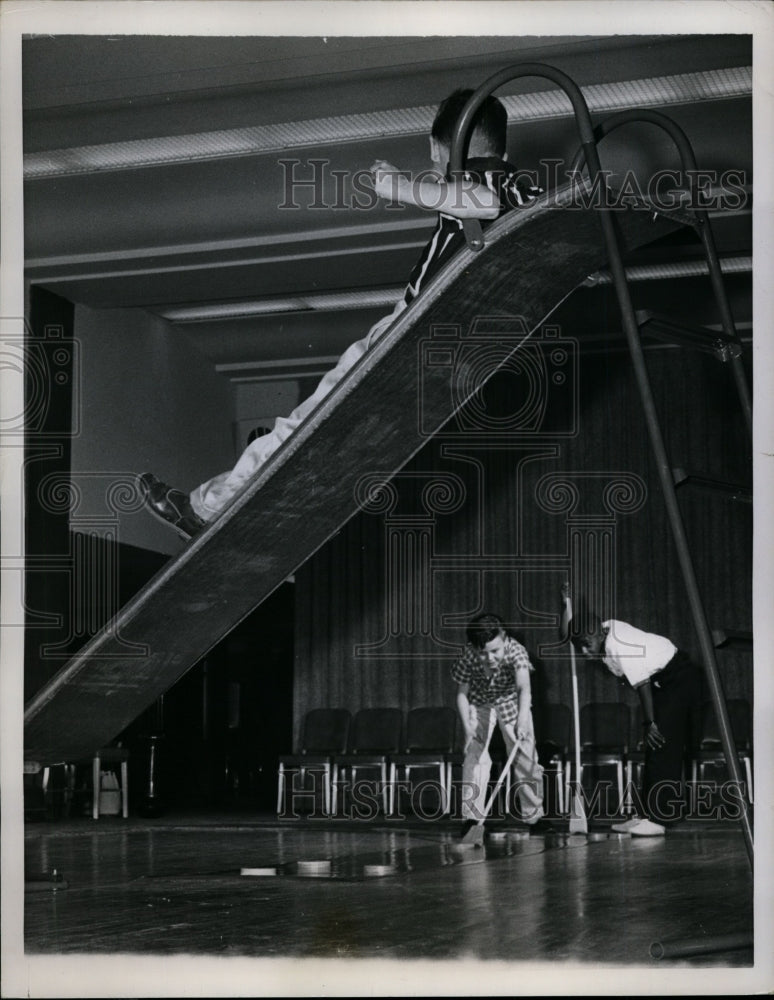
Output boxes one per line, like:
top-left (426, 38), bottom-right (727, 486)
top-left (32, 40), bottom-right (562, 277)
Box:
top-left (24, 186), bottom-right (685, 762)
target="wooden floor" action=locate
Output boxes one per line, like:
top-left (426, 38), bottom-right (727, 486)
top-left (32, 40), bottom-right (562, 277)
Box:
top-left (17, 810), bottom-right (757, 994)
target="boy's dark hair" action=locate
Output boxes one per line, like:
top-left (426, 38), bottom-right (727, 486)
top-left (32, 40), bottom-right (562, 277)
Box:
top-left (466, 612), bottom-right (506, 648)
top-left (569, 609), bottom-right (604, 654)
top-left (432, 88), bottom-right (508, 158)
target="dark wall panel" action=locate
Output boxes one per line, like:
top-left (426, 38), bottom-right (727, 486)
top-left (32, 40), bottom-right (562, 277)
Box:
top-left (293, 339), bottom-right (752, 750)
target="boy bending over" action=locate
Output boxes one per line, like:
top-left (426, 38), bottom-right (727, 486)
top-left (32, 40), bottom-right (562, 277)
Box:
top-left (453, 612), bottom-right (549, 837)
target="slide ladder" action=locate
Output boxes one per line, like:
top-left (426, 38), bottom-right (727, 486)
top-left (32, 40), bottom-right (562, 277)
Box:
top-left (450, 66), bottom-right (753, 865)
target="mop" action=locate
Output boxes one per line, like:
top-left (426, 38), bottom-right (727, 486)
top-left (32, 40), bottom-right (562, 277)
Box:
top-left (461, 736), bottom-right (524, 846)
top-left (566, 593), bottom-right (588, 835)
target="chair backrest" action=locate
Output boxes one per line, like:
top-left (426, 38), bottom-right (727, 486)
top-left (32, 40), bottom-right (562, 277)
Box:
top-left (535, 703), bottom-right (572, 752)
top-left (301, 708), bottom-right (351, 754)
top-left (404, 707), bottom-right (457, 753)
top-left (579, 702), bottom-right (630, 752)
top-left (349, 708), bottom-right (404, 754)
top-left (699, 699), bottom-right (752, 750)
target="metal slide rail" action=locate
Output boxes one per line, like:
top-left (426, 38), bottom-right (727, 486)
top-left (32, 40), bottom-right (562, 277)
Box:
top-left (449, 64), bottom-right (754, 867)
top-left (568, 108), bottom-right (752, 438)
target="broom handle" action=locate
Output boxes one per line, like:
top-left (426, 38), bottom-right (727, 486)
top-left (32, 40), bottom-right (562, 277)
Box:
top-left (567, 595), bottom-right (582, 794)
top-left (571, 645), bottom-right (582, 790)
top-left (480, 736), bottom-right (523, 821)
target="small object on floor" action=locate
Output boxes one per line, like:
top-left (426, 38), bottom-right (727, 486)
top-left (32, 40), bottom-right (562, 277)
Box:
top-left (627, 817), bottom-right (666, 837)
top-left (364, 864), bottom-right (397, 877)
top-left (240, 867), bottom-right (278, 877)
top-left (297, 859), bottom-right (332, 876)
top-left (611, 815), bottom-right (644, 833)
top-left (586, 831), bottom-right (610, 842)
top-left (506, 829), bottom-right (530, 840)
top-left (139, 472), bottom-right (206, 539)
top-left (650, 931), bottom-right (753, 961)
top-left (487, 830), bottom-right (508, 841)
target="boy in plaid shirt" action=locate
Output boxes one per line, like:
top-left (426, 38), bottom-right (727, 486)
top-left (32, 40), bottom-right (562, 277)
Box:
top-left (452, 612), bottom-right (548, 836)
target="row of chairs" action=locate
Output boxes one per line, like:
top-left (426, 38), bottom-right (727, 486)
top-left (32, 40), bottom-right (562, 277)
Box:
top-left (278, 699), bottom-right (753, 818)
top-left (277, 707), bottom-right (456, 816)
top-left (538, 699), bottom-right (754, 815)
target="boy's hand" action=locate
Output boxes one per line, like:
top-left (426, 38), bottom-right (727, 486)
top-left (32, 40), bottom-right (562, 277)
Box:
top-left (643, 721), bottom-right (667, 750)
top-left (370, 160), bottom-right (403, 200)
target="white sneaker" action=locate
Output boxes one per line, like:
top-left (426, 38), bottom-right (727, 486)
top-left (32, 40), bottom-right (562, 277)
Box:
top-left (628, 818), bottom-right (666, 837)
top-left (611, 816), bottom-right (643, 833)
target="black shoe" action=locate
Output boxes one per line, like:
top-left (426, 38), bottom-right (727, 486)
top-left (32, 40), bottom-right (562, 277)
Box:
top-left (460, 819), bottom-right (479, 839)
top-left (139, 473), bottom-right (206, 539)
top-left (528, 818), bottom-right (556, 835)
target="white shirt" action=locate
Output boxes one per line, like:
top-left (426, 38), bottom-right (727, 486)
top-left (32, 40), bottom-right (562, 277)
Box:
top-left (601, 620), bottom-right (677, 688)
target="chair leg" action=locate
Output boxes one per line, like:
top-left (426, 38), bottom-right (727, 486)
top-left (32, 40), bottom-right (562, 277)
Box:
top-left (64, 764), bottom-right (76, 816)
top-left (332, 763), bottom-right (339, 816)
top-left (616, 761), bottom-right (624, 815)
top-left (552, 763), bottom-right (566, 818)
top-left (322, 763), bottom-right (331, 816)
top-left (624, 761), bottom-right (633, 816)
top-left (120, 761), bottom-right (129, 818)
top-left (276, 763), bottom-right (285, 814)
top-left (92, 756), bottom-right (101, 819)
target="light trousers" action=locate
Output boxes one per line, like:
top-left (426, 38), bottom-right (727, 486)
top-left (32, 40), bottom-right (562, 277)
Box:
top-left (190, 300), bottom-right (406, 521)
top-left (461, 703), bottom-right (545, 823)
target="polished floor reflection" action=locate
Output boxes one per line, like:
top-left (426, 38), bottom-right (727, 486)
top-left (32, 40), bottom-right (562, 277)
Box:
top-left (23, 816), bottom-right (753, 966)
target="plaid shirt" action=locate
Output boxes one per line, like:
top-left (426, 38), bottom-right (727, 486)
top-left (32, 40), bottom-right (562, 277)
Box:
top-left (450, 637), bottom-right (532, 725)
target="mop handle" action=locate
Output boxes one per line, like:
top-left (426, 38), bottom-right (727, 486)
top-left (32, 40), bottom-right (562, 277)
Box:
top-left (570, 644), bottom-right (582, 780)
top-left (480, 736), bottom-right (524, 820)
top-left (567, 595), bottom-right (582, 780)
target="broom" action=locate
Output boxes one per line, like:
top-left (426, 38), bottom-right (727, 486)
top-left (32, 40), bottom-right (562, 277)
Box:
top-left (566, 592), bottom-right (588, 835)
top-left (461, 737), bottom-right (523, 845)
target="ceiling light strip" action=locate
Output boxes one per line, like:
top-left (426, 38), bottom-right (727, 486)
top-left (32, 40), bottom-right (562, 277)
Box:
top-left (24, 66), bottom-right (751, 180)
top-left (162, 288), bottom-right (405, 322)
top-left (162, 256), bottom-right (752, 323)
top-left (583, 255), bottom-right (752, 286)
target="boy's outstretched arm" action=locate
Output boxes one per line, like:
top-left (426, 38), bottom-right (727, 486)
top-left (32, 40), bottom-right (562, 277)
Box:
top-left (370, 160), bottom-right (501, 220)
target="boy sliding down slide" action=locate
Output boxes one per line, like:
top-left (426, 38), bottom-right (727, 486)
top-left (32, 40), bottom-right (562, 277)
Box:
top-left (141, 89), bottom-right (541, 539)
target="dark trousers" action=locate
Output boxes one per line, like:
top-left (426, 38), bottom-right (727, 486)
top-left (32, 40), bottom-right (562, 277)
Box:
top-left (642, 650), bottom-right (701, 824)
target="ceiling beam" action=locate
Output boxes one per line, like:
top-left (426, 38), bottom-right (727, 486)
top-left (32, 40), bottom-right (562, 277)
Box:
top-left (24, 65), bottom-right (751, 180)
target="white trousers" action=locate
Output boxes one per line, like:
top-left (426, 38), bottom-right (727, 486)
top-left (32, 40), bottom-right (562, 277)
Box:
top-left (190, 301), bottom-right (405, 521)
top-left (461, 704), bottom-right (545, 823)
